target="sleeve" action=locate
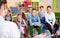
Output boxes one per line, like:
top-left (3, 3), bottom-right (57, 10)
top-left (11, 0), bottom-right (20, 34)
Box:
top-left (38, 12), bottom-right (40, 17)
top-left (52, 13), bottom-right (56, 25)
top-left (27, 13), bottom-right (31, 21)
top-left (23, 19), bottom-right (27, 26)
top-left (45, 13), bottom-right (52, 25)
top-left (26, 14), bottom-right (28, 20)
top-left (29, 17), bottom-right (33, 25)
top-left (11, 23), bottom-right (20, 38)
top-left (38, 15), bottom-right (41, 24)
top-left (16, 21), bottom-right (18, 25)
top-left (38, 12), bottom-right (42, 19)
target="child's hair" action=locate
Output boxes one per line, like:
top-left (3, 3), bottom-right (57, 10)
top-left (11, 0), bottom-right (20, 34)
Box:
top-left (40, 6), bottom-right (44, 8)
top-left (8, 10), bottom-right (10, 12)
top-left (5, 10), bottom-right (12, 17)
top-left (32, 9), bottom-right (36, 10)
top-left (0, 0), bottom-right (7, 8)
top-left (8, 10), bottom-right (12, 16)
top-left (22, 13), bottom-right (26, 20)
top-left (17, 14), bottom-right (21, 17)
top-left (47, 6), bottom-right (52, 9)
top-left (17, 13), bottom-right (26, 20)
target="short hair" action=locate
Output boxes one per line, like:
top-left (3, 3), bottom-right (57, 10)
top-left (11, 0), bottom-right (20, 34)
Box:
top-left (32, 9), bottom-right (36, 10)
top-left (40, 6), bottom-right (44, 8)
top-left (47, 6), bottom-right (52, 9)
top-left (0, 0), bottom-right (7, 8)
top-left (17, 14), bottom-right (21, 17)
top-left (8, 10), bottom-right (10, 12)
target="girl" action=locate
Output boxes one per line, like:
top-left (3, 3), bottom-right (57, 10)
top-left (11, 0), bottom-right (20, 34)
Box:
top-left (16, 14), bottom-right (29, 38)
top-left (5, 10), bottom-right (12, 21)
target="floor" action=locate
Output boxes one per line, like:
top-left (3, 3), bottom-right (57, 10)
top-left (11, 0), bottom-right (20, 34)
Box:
top-left (33, 27), bottom-right (60, 38)
top-left (20, 27), bottom-right (60, 38)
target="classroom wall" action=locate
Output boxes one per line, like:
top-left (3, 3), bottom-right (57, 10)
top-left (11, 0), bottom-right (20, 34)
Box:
top-left (7, 0), bottom-right (60, 12)
top-left (39, 0), bottom-right (48, 11)
top-left (7, 0), bottom-right (26, 8)
top-left (52, 0), bottom-right (57, 12)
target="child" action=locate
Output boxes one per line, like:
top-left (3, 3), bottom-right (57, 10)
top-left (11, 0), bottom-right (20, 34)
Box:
top-left (45, 6), bottom-right (59, 38)
top-left (29, 9), bottom-right (42, 37)
top-left (16, 14), bottom-right (29, 38)
top-left (5, 10), bottom-right (12, 21)
top-left (38, 6), bottom-right (45, 23)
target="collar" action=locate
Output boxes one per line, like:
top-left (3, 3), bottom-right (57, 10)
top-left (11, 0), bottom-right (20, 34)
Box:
top-left (32, 14), bottom-right (37, 17)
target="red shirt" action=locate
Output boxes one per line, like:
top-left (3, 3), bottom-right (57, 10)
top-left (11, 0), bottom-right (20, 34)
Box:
top-left (22, 1), bottom-right (31, 7)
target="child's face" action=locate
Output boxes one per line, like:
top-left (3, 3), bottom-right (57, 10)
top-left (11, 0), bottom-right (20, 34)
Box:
top-left (39, 7), bottom-right (44, 11)
top-left (47, 8), bottom-right (52, 13)
top-left (17, 15), bottom-right (22, 21)
top-left (29, 8), bottom-right (32, 12)
top-left (7, 11), bottom-right (11, 16)
top-left (20, 9), bottom-right (23, 13)
top-left (32, 10), bottom-right (37, 16)
top-left (19, 9), bottom-right (25, 14)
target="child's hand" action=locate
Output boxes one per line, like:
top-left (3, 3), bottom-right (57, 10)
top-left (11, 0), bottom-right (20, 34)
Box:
top-left (37, 24), bottom-right (42, 26)
top-left (51, 25), bottom-right (53, 29)
top-left (31, 23), bottom-right (34, 26)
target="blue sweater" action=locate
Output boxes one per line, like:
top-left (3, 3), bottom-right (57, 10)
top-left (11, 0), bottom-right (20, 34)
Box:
top-left (29, 15), bottom-right (41, 26)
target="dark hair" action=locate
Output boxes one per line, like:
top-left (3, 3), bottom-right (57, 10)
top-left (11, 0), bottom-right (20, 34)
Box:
top-left (0, 0), bottom-right (7, 8)
top-left (47, 6), bottom-right (52, 9)
top-left (32, 9), bottom-right (36, 10)
top-left (40, 6), bottom-right (44, 8)
top-left (22, 13), bottom-right (26, 20)
top-left (8, 10), bottom-right (10, 12)
top-left (8, 10), bottom-right (12, 16)
top-left (17, 13), bottom-right (26, 20)
top-left (17, 14), bottom-right (21, 17)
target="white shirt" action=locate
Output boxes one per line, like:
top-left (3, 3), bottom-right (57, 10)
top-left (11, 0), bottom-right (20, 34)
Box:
top-left (45, 12), bottom-right (55, 25)
top-left (39, 11), bottom-right (45, 18)
top-left (0, 16), bottom-right (20, 38)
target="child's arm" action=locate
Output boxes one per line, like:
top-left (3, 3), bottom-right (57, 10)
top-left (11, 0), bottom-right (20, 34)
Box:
top-left (29, 18), bottom-right (34, 25)
top-left (23, 19), bottom-right (27, 26)
top-left (16, 20), bottom-right (21, 26)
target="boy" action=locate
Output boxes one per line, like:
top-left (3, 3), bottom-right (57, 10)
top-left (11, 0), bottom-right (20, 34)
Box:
top-left (29, 9), bottom-right (42, 37)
